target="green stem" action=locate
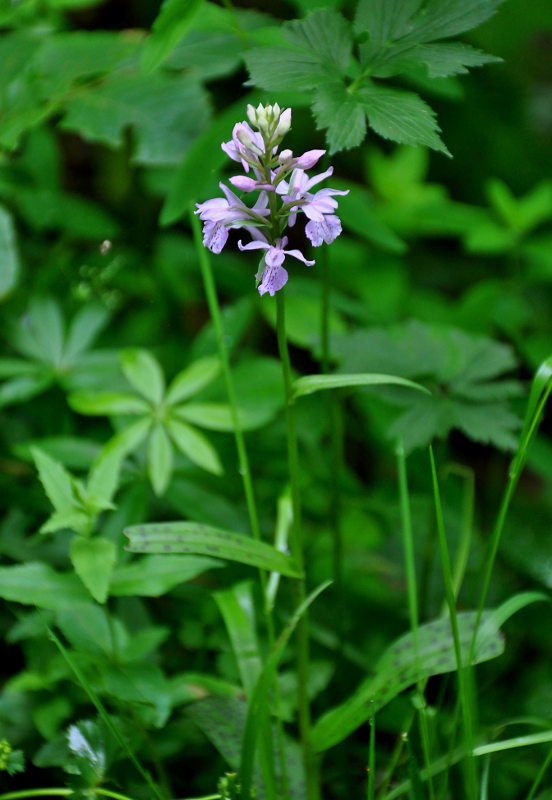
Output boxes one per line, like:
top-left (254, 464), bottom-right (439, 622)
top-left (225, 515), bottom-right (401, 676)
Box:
top-left (0, 789), bottom-right (141, 800)
top-left (429, 446), bottom-right (477, 800)
top-left (276, 291), bottom-right (318, 800)
top-left (190, 209), bottom-right (289, 800)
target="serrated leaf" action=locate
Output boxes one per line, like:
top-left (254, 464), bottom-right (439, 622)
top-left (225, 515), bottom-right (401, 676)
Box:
top-left (142, 0), bottom-right (204, 73)
top-left (416, 42), bottom-right (501, 78)
top-left (167, 418), bottom-right (222, 475)
top-left (125, 522), bottom-right (302, 577)
top-left (165, 356), bottom-right (220, 405)
top-left (0, 205), bottom-right (19, 300)
top-left (147, 424), bottom-right (174, 496)
top-left (358, 86), bottom-right (450, 155)
top-left (311, 610), bottom-right (504, 752)
top-left (86, 450), bottom-right (121, 510)
top-left (40, 508), bottom-right (91, 536)
top-left (109, 554), bottom-right (222, 597)
top-left (406, 0), bottom-right (506, 44)
top-left (70, 536), bottom-right (117, 604)
top-left (120, 349), bottom-right (165, 405)
top-left (312, 81), bottom-right (367, 153)
top-left (355, 0), bottom-right (424, 42)
top-left (68, 391), bottom-right (151, 416)
top-left (244, 46), bottom-right (325, 92)
top-left (0, 562), bottom-right (88, 609)
top-left (284, 8), bottom-right (352, 75)
top-left (32, 447), bottom-right (76, 514)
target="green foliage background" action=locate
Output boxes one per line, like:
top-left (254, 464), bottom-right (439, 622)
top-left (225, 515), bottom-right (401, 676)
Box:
top-left (1, 1), bottom-right (552, 799)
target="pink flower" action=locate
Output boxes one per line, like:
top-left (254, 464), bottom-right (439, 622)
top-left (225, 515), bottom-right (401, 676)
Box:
top-left (195, 184), bottom-right (269, 254)
top-left (276, 167), bottom-right (348, 242)
top-left (237, 235), bottom-right (315, 296)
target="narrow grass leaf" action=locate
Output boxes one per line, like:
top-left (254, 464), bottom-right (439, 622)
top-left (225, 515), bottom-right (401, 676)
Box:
top-left (0, 205), bottom-right (19, 300)
top-left (240, 581), bottom-right (332, 799)
top-left (215, 582), bottom-right (261, 699)
top-left (124, 522), bottom-right (302, 577)
top-left (293, 373), bottom-right (430, 399)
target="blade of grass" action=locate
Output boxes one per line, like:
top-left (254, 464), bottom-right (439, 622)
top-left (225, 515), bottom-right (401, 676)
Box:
top-left (240, 581), bottom-right (332, 800)
top-left (429, 445), bottom-right (477, 800)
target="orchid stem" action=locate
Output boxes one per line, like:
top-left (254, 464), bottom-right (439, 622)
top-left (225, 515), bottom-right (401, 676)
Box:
top-left (276, 290), bottom-right (319, 800)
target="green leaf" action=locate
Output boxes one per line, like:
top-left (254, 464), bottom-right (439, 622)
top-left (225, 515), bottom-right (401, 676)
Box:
top-left (120, 348), bottom-right (165, 405)
top-left (86, 450), bottom-right (121, 510)
top-left (142, 0), bottom-right (204, 73)
top-left (109, 554), bottom-right (222, 597)
top-left (244, 47), bottom-right (326, 92)
top-left (66, 720), bottom-right (108, 787)
top-left (56, 603), bottom-right (114, 657)
top-left (0, 205), bottom-right (19, 300)
top-left (312, 81), bottom-right (367, 153)
top-left (311, 609), bottom-right (505, 753)
top-left (406, 0), bottom-right (506, 44)
top-left (125, 522), bottom-right (302, 577)
top-left (240, 581), bottom-right (331, 799)
top-left (11, 296), bottom-right (65, 366)
top-left (40, 508), bottom-right (91, 536)
top-left (293, 373), bottom-right (430, 399)
top-left (60, 71), bottom-right (211, 165)
top-left (0, 562), bottom-right (88, 609)
top-left (334, 181), bottom-right (407, 253)
top-left (102, 417), bottom-right (152, 460)
top-left (214, 582), bottom-right (262, 699)
top-left (167, 418), bottom-right (222, 475)
top-left (284, 8), bottom-right (352, 75)
top-left (70, 536), bottom-right (117, 604)
top-left (63, 305), bottom-right (109, 365)
top-left (354, 0), bottom-right (424, 43)
top-left (415, 43), bottom-right (501, 78)
top-left (358, 86), bottom-right (450, 155)
top-left (147, 424), bottom-right (174, 496)
top-left (31, 447), bottom-right (75, 514)
top-left (68, 391), bottom-right (151, 416)
top-left (165, 356), bottom-right (220, 404)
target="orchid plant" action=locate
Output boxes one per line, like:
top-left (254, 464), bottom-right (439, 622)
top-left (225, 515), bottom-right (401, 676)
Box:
top-left (195, 103), bottom-right (348, 296)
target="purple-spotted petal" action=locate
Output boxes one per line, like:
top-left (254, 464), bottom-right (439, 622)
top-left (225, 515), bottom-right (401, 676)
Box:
top-left (305, 215), bottom-right (342, 246)
top-left (203, 221), bottom-right (229, 254)
top-left (265, 246), bottom-right (286, 268)
top-left (258, 264), bottom-right (288, 296)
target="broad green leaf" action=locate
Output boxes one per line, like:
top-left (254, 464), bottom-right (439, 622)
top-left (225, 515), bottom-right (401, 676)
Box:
top-left (335, 181), bottom-right (406, 253)
top-left (240, 581), bottom-right (331, 799)
top-left (165, 356), bottom-right (220, 405)
top-left (63, 304), bottom-right (109, 364)
top-left (415, 43), bottom-right (501, 78)
top-left (102, 417), bottom-right (152, 460)
top-left (86, 450), bottom-right (121, 510)
top-left (405, 0), bottom-right (506, 44)
top-left (56, 603), bottom-right (114, 657)
top-left (121, 348), bottom-right (165, 405)
top-left (0, 372), bottom-right (53, 408)
top-left (0, 205), bottom-right (19, 300)
top-left (284, 8), bottom-right (352, 75)
top-left (60, 71), bottom-right (210, 165)
top-left (101, 662), bottom-right (172, 726)
top-left (66, 720), bottom-right (108, 787)
top-left (70, 536), bottom-right (117, 604)
top-left (311, 609), bottom-right (505, 753)
top-left (167, 418), bottom-right (222, 475)
top-left (125, 522), bottom-right (302, 577)
top-left (148, 424), bottom-right (174, 495)
top-left (68, 391), bottom-right (151, 416)
top-left (354, 0), bottom-right (424, 43)
top-left (312, 81), bottom-right (367, 153)
top-left (215, 583), bottom-right (261, 698)
top-left (11, 296), bottom-right (65, 366)
top-left (40, 508), bottom-right (91, 536)
top-left (293, 373), bottom-right (430, 399)
top-left (358, 86), bottom-right (450, 155)
top-left (0, 562), bottom-right (88, 609)
top-left (142, 0), bottom-right (204, 73)
top-left (244, 47), bottom-right (325, 92)
top-left (31, 447), bottom-right (75, 514)
top-left (109, 554), bottom-right (222, 597)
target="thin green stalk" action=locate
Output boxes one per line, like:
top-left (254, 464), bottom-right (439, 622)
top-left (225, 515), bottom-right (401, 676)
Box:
top-left (190, 209), bottom-right (288, 800)
top-left (276, 290), bottom-right (318, 800)
top-left (429, 446), bottom-right (477, 800)
top-left (525, 744), bottom-right (552, 800)
top-left (0, 791), bottom-right (177, 800)
top-left (396, 440), bottom-right (434, 800)
top-left (320, 246), bottom-right (344, 629)
top-left (367, 710), bottom-right (376, 800)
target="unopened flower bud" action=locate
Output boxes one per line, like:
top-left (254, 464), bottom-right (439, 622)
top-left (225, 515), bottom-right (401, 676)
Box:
top-left (274, 107), bottom-right (292, 139)
top-left (278, 149), bottom-right (293, 165)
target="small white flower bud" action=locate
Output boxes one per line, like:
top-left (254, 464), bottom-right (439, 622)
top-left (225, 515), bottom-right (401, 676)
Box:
top-left (274, 107), bottom-right (292, 139)
top-left (246, 104), bottom-right (257, 126)
top-left (278, 149), bottom-right (293, 164)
